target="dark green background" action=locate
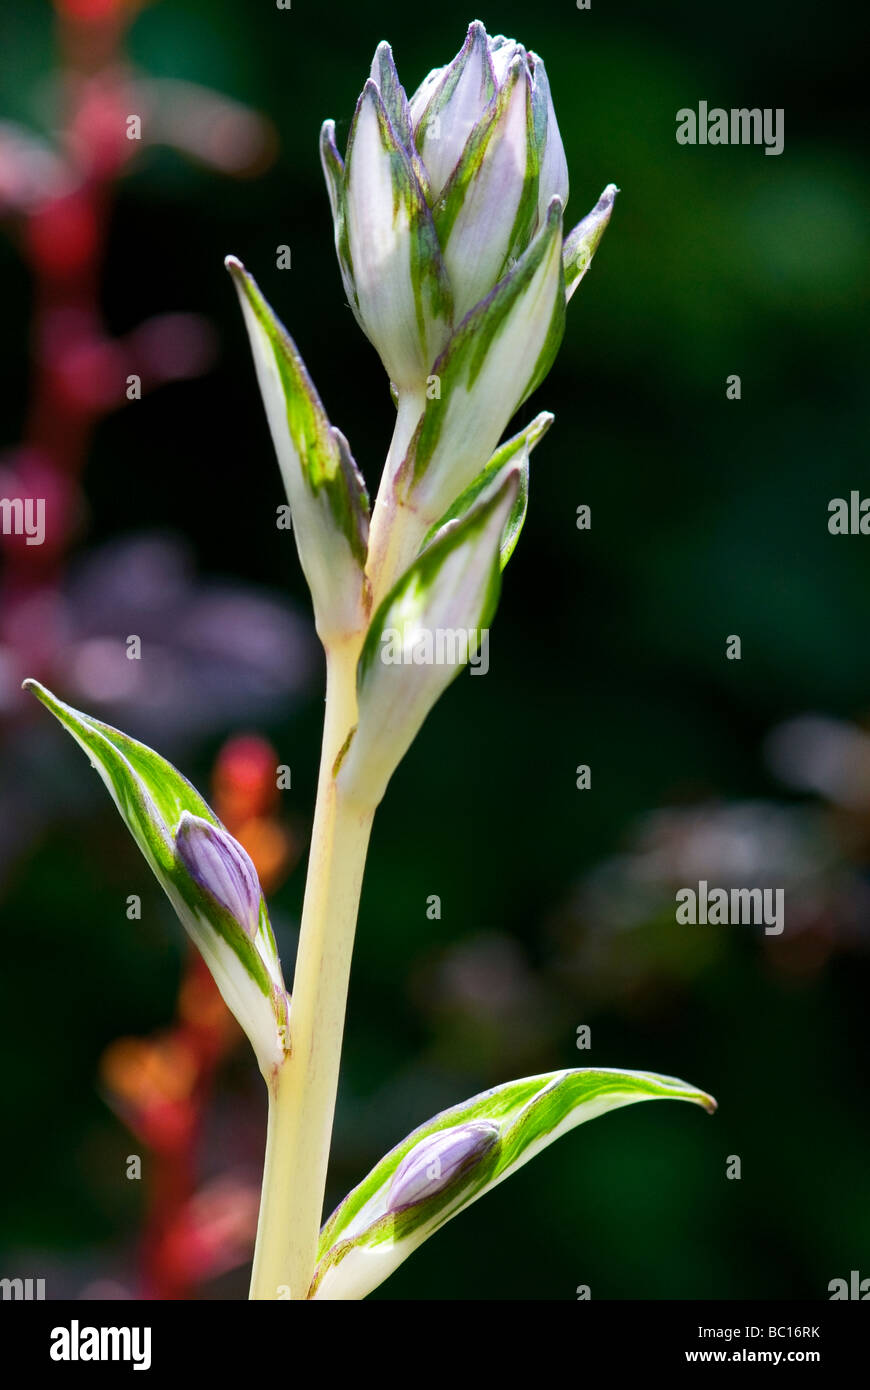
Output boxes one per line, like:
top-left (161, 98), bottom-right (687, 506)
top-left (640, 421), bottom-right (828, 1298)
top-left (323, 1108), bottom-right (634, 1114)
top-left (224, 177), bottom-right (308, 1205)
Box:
top-left (1, 0), bottom-right (868, 1298)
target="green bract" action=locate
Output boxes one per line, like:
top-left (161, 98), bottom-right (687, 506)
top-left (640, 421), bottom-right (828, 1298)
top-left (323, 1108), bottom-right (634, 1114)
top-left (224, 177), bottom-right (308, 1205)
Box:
top-left (24, 681), bottom-right (290, 1077)
top-left (227, 256), bottom-right (371, 644)
top-left (337, 466), bottom-right (519, 809)
top-left (398, 196), bottom-right (566, 525)
top-left (564, 183), bottom-right (619, 301)
top-left (422, 411), bottom-right (554, 570)
top-left (311, 1068), bottom-right (716, 1299)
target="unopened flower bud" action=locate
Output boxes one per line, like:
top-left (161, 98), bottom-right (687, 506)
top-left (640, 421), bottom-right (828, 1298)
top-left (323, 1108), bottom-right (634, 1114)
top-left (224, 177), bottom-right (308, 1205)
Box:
top-left (24, 681), bottom-right (290, 1077)
top-left (175, 812), bottom-right (262, 942)
top-left (320, 21), bottom-right (576, 392)
top-left (387, 1122), bottom-right (499, 1212)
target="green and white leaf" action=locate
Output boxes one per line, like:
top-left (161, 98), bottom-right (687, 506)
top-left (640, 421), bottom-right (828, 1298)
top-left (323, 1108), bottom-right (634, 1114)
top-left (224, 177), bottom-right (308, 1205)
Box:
top-left (227, 256), bottom-right (370, 645)
top-left (368, 40), bottom-right (413, 150)
top-left (563, 183), bottom-right (618, 302)
top-left (310, 1067), bottom-right (715, 1300)
top-left (337, 466), bottom-right (519, 809)
top-left (24, 681), bottom-right (289, 1076)
top-left (367, 41), bottom-right (429, 195)
top-left (319, 119), bottom-right (364, 343)
top-left (422, 410), bottom-right (554, 569)
top-left (397, 198), bottom-right (565, 529)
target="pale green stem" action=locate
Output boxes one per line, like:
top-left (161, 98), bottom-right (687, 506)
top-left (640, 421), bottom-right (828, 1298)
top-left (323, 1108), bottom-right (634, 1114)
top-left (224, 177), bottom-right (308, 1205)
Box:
top-left (249, 388), bottom-right (433, 1301)
top-left (366, 387), bottom-right (429, 607)
top-left (248, 1059), bottom-right (298, 1299)
top-left (249, 640), bottom-right (374, 1300)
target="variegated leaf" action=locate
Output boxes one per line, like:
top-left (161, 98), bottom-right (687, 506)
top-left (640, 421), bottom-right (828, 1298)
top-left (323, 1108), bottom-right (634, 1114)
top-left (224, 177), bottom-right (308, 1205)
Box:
top-left (311, 1067), bottom-right (716, 1299)
top-left (337, 466), bottom-right (519, 809)
top-left (564, 184), bottom-right (619, 301)
top-left (24, 681), bottom-right (289, 1076)
top-left (395, 198), bottom-right (565, 539)
top-left (422, 410), bottom-right (554, 569)
top-left (227, 257), bottom-right (370, 644)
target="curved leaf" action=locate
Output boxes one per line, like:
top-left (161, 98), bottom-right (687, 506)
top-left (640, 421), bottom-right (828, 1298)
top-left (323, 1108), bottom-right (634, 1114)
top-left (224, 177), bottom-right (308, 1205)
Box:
top-left (226, 256), bottom-right (371, 645)
top-left (310, 1066), bottom-right (715, 1299)
top-left (421, 410), bottom-right (554, 570)
top-left (336, 466), bottom-right (519, 808)
top-left (23, 680), bottom-right (289, 1076)
top-left (563, 184), bottom-right (618, 302)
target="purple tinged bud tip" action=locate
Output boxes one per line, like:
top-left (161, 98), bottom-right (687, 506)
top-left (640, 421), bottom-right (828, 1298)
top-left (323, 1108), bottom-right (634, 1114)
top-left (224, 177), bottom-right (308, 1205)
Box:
top-left (387, 1121), bottom-right (499, 1213)
top-left (175, 812), bottom-right (262, 941)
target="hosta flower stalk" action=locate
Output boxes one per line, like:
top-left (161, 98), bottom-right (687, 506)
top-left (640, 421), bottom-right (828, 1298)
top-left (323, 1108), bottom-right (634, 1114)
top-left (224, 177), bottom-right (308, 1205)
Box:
top-left (26, 21), bottom-right (713, 1302)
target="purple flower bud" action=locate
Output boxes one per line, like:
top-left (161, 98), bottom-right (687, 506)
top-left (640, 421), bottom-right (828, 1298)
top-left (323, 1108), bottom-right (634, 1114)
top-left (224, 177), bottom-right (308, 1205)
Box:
top-left (175, 812), bottom-right (262, 941)
top-left (387, 1121), bottom-right (499, 1213)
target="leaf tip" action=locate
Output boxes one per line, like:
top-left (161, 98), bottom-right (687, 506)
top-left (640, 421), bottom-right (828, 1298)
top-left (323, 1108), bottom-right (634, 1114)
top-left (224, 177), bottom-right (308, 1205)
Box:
top-left (527, 409), bottom-right (555, 447)
top-left (225, 257), bottom-right (257, 305)
top-left (22, 677), bottom-right (54, 711)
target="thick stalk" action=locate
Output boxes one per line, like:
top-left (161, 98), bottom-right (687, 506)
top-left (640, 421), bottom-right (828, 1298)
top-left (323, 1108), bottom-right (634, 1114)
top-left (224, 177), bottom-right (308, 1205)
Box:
top-left (249, 641), bottom-right (374, 1299)
top-left (249, 391), bottom-right (430, 1299)
top-left (366, 387), bottom-right (428, 606)
top-left (248, 1059), bottom-right (298, 1299)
